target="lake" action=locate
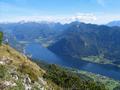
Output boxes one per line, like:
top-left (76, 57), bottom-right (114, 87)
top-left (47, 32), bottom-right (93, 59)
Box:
top-left (25, 43), bottom-right (120, 80)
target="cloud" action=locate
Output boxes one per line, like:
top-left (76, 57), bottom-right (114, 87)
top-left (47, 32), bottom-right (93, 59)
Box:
top-left (58, 13), bottom-right (97, 24)
top-left (0, 13), bottom-right (97, 24)
top-left (73, 13), bottom-right (97, 22)
top-left (1, 12), bottom-right (120, 25)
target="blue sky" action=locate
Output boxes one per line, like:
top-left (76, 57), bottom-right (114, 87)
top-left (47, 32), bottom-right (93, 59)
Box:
top-left (0, 0), bottom-right (120, 24)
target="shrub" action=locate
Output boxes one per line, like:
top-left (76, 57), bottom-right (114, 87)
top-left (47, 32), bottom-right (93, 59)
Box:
top-left (113, 86), bottom-right (120, 90)
top-left (18, 63), bottom-right (39, 81)
top-left (0, 32), bottom-right (3, 45)
top-left (0, 65), bottom-right (6, 78)
top-left (43, 64), bottom-right (107, 90)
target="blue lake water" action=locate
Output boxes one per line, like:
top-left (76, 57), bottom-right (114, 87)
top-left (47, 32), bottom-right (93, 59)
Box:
top-left (25, 43), bottom-right (120, 80)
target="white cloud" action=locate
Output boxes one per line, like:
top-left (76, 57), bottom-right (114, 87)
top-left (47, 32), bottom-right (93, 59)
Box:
top-left (73, 13), bottom-right (97, 22)
top-left (1, 13), bottom-right (120, 25)
top-left (0, 13), bottom-right (97, 24)
top-left (95, 14), bottom-right (120, 24)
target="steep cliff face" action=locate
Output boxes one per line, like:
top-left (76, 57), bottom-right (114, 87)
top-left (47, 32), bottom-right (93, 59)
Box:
top-left (0, 44), bottom-right (60, 90)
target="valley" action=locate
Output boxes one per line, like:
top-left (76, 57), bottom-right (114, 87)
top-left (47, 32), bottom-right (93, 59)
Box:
top-left (0, 21), bottom-right (120, 90)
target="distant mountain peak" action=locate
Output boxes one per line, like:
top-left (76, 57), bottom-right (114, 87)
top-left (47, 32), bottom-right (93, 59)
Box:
top-left (107, 20), bottom-right (120, 27)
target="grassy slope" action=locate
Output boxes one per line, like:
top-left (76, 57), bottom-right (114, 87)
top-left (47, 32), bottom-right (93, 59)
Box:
top-left (0, 44), bottom-right (60, 90)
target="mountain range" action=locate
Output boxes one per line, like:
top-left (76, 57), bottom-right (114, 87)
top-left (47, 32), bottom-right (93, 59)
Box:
top-left (1, 21), bottom-right (120, 65)
top-left (48, 22), bottom-right (120, 64)
top-left (1, 21), bottom-right (120, 89)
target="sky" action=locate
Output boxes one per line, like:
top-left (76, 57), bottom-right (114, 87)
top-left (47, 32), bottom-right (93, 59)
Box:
top-left (0, 0), bottom-right (120, 24)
